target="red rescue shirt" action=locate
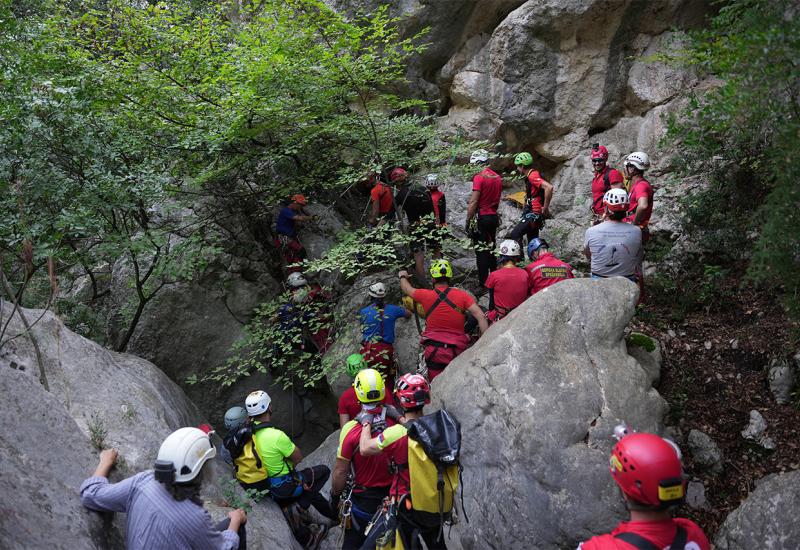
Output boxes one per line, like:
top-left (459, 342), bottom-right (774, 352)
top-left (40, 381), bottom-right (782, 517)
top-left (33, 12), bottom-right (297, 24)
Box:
top-left (484, 266), bottom-right (529, 313)
top-left (526, 252), bottom-right (574, 296)
top-left (624, 178), bottom-right (654, 227)
top-left (370, 182), bottom-right (394, 215)
top-left (525, 169), bottom-right (549, 214)
top-left (591, 167), bottom-right (625, 215)
top-left (578, 518), bottom-right (710, 550)
top-left (338, 420), bottom-right (396, 491)
top-left (337, 387), bottom-right (392, 419)
top-left (412, 287), bottom-right (475, 335)
top-left (472, 168), bottom-right (502, 216)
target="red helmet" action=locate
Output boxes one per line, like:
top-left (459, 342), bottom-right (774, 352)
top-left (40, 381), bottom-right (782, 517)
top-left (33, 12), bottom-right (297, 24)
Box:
top-left (591, 144), bottom-right (609, 161)
top-left (389, 167), bottom-right (408, 182)
top-left (394, 373), bottom-right (430, 410)
top-left (610, 433), bottom-right (685, 507)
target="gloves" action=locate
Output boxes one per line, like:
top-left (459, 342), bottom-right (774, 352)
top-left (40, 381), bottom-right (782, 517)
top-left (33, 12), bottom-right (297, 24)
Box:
top-left (354, 410), bottom-right (372, 426)
top-left (384, 405), bottom-right (403, 422)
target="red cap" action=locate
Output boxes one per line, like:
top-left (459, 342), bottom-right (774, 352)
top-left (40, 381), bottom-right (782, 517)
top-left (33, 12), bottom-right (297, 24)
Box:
top-left (610, 433), bottom-right (685, 507)
top-left (389, 167), bottom-right (408, 182)
top-left (290, 194), bottom-right (308, 205)
top-left (591, 145), bottom-right (609, 160)
top-left (197, 423), bottom-right (214, 435)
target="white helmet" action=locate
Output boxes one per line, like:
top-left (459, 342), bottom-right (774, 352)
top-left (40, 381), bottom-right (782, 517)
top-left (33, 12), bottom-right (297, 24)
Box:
top-left (424, 174), bottom-right (438, 188)
top-left (498, 239), bottom-right (521, 258)
top-left (155, 427), bottom-right (216, 483)
top-left (245, 390), bottom-right (272, 417)
top-left (368, 282), bottom-right (386, 298)
top-left (603, 188), bottom-right (630, 212)
top-left (470, 149), bottom-right (489, 164)
top-left (625, 151), bottom-right (650, 171)
top-left (287, 272), bottom-right (307, 288)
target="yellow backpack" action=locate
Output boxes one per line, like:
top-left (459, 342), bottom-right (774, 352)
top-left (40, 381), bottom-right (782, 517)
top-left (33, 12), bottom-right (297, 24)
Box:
top-left (225, 423), bottom-right (272, 485)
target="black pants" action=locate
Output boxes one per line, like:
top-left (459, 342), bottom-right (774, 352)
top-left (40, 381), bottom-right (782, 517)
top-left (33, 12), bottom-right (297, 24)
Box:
top-left (474, 214), bottom-right (498, 286)
top-left (342, 488), bottom-right (390, 550)
top-left (507, 215), bottom-right (541, 249)
top-left (398, 508), bottom-right (448, 550)
top-left (215, 518), bottom-right (247, 550)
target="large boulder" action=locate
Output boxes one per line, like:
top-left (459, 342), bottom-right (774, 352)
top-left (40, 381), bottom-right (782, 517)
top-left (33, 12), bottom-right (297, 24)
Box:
top-left (431, 277), bottom-right (666, 549)
top-left (715, 470), bottom-right (800, 550)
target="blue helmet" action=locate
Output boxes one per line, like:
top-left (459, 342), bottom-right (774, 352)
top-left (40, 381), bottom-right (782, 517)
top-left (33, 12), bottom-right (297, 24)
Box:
top-left (527, 238), bottom-right (549, 258)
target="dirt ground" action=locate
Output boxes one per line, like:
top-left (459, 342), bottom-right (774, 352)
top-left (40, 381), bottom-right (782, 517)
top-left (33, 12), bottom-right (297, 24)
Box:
top-left (632, 279), bottom-right (800, 536)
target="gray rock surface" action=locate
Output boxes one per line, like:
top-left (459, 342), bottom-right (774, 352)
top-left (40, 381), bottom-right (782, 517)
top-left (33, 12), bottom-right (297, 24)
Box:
top-left (429, 277), bottom-right (666, 549)
top-left (686, 480), bottom-right (709, 510)
top-left (715, 470), bottom-right (800, 550)
top-left (768, 359), bottom-right (795, 405)
top-left (688, 429), bottom-right (724, 474)
top-left (741, 410), bottom-right (775, 450)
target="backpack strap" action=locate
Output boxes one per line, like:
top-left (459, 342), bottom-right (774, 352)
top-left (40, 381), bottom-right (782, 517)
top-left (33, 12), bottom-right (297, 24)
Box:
top-left (424, 287), bottom-right (464, 318)
top-left (671, 526), bottom-right (687, 549)
top-left (613, 532), bottom-right (660, 550)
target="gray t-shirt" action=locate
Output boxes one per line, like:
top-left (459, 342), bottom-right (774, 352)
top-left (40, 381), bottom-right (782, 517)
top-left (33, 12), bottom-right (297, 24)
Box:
top-left (583, 221), bottom-right (642, 278)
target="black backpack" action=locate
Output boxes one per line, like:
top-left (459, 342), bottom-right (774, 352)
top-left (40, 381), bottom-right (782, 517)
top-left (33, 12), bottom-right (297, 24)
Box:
top-left (614, 526), bottom-right (688, 550)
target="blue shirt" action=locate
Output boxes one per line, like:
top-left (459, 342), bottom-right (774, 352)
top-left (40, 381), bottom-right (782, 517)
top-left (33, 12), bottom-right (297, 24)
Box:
top-left (80, 471), bottom-right (240, 550)
top-left (359, 303), bottom-right (407, 344)
top-left (276, 206), bottom-right (297, 237)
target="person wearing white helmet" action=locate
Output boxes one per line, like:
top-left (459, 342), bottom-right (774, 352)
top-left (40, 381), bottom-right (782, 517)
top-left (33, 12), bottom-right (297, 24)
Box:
top-left (622, 151), bottom-right (654, 238)
top-left (358, 281), bottom-right (411, 391)
top-left (465, 149), bottom-right (502, 286)
top-left (278, 273), bottom-right (333, 353)
top-left (394, 172), bottom-right (444, 280)
top-left (482, 239), bottom-right (530, 323)
top-left (81, 428), bottom-right (247, 550)
top-left (583, 189), bottom-right (642, 283)
top-left (244, 390), bottom-right (337, 548)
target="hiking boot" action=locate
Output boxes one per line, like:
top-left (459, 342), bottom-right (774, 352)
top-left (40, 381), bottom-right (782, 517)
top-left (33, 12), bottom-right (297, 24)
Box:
top-left (304, 523), bottom-right (329, 550)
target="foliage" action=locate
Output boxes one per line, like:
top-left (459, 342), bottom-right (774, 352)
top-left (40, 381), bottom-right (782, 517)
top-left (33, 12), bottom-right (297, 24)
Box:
top-left (627, 332), bottom-right (656, 352)
top-left (661, 0), bottom-right (800, 316)
top-left (221, 478), bottom-right (268, 513)
top-left (87, 412), bottom-right (108, 450)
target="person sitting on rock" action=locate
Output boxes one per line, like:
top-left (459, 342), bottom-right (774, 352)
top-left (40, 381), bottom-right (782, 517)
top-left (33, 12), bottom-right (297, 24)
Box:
top-left (244, 390), bottom-right (337, 548)
top-left (358, 373), bottom-right (449, 549)
top-left (366, 172), bottom-right (395, 227)
top-left (398, 259), bottom-right (488, 381)
top-left (577, 429), bottom-right (710, 550)
top-left (330, 369), bottom-right (401, 550)
top-left (358, 282), bottom-right (411, 391)
top-left (589, 143), bottom-right (624, 225)
top-left (337, 353), bottom-right (393, 427)
top-left (275, 194), bottom-right (314, 272)
top-left (525, 238), bottom-right (574, 296)
top-left (507, 152), bottom-right (553, 250)
top-left (483, 239), bottom-right (530, 323)
top-left (81, 428), bottom-right (248, 550)
top-left (583, 189), bottom-right (642, 284)
top-left (465, 149), bottom-right (502, 287)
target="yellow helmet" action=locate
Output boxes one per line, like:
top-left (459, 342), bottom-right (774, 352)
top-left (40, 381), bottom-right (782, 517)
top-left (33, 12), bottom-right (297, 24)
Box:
top-left (429, 259), bottom-right (453, 279)
top-left (353, 368), bottom-right (385, 404)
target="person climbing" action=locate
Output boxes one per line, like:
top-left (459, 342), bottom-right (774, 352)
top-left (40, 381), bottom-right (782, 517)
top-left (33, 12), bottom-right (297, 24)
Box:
top-left (398, 259), bottom-right (488, 381)
top-left (337, 353), bottom-right (393, 427)
top-left (622, 151), bottom-right (653, 303)
top-left (525, 238), bottom-right (574, 296)
top-left (507, 151), bottom-right (554, 249)
top-left (483, 239), bottom-right (530, 323)
top-left (358, 282), bottom-right (411, 391)
top-left (243, 390), bottom-right (337, 548)
top-left (583, 189), bottom-right (642, 283)
top-left (577, 429), bottom-right (710, 550)
top-left (367, 172), bottom-right (395, 227)
top-left (589, 143), bottom-right (625, 225)
top-left (330, 369), bottom-right (400, 550)
top-left (275, 194), bottom-right (314, 272)
top-left (394, 170), bottom-right (437, 280)
top-left (465, 149), bottom-right (502, 287)
top-left (424, 172), bottom-right (447, 256)
top-left (81, 428), bottom-right (248, 550)
top-left (220, 406), bottom-right (249, 464)
top-left (279, 272), bottom-right (332, 354)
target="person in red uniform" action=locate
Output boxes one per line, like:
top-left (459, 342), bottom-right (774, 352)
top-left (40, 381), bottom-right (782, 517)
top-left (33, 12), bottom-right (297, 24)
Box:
top-left (622, 151), bottom-right (654, 303)
top-left (508, 152), bottom-right (554, 249)
top-left (525, 238), bottom-right (574, 296)
top-left (589, 144), bottom-right (624, 225)
top-left (577, 428), bottom-right (709, 550)
top-left (274, 194), bottom-right (314, 272)
top-left (337, 353), bottom-right (394, 427)
top-left (330, 369), bottom-right (400, 550)
top-left (465, 149), bottom-right (503, 286)
top-left (367, 172), bottom-right (395, 227)
top-left (484, 239), bottom-right (529, 323)
top-left (425, 173), bottom-right (447, 254)
top-left (398, 259), bottom-right (488, 381)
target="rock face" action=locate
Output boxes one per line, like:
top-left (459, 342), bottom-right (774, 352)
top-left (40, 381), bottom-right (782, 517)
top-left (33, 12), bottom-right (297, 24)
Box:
top-left (715, 470), bottom-right (800, 550)
top-left (430, 277), bottom-right (666, 549)
top-left (688, 429), bottom-right (724, 474)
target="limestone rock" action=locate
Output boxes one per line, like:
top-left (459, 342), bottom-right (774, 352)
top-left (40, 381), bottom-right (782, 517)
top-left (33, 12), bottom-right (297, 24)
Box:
top-left (715, 470), bottom-right (800, 550)
top-left (741, 410), bottom-right (775, 450)
top-left (768, 359), bottom-right (795, 405)
top-left (688, 429), bottom-right (724, 474)
top-left (686, 480), bottom-right (709, 511)
top-left (431, 277), bottom-right (667, 549)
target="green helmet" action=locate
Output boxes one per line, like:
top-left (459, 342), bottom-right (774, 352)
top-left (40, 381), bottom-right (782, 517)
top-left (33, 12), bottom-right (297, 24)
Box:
top-left (346, 353), bottom-right (367, 377)
top-left (429, 259), bottom-right (453, 279)
top-left (514, 152), bottom-right (533, 166)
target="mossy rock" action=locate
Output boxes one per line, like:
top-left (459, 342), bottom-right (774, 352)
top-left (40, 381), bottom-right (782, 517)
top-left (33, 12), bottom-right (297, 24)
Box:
top-left (627, 332), bottom-right (656, 352)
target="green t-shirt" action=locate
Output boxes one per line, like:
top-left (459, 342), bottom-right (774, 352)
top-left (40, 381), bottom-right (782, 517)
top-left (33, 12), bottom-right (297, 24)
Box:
top-left (252, 424), bottom-right (296, 477)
